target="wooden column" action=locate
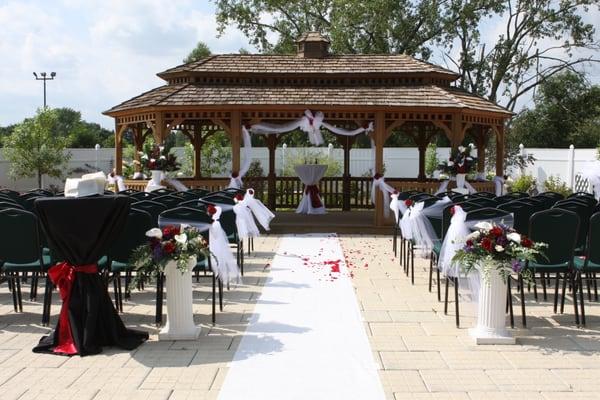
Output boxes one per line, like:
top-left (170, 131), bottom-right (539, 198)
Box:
top-left (132, 125), bottom-right (143, 173)
top-left (266, 135), bottom-right (278, 210)
top-left (340, 135), bottom-right (354, 211)
top-left (230, 111), bottom-right (241, 173)
top-left (495, 123), bottom-right (505, 177)
top-left (154, 112), bottom-right (165, 144)
top-left (450, 113), bottom-right (464, 149)
top-left (193, 124), bottom-right (203, 179)
top-left (374, 111), bottom-right (385, 227)
top-left (114, 123), bottom-right (127, 175)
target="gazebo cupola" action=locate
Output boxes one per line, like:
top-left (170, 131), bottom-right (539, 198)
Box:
top-left (296, 31), bottom-right (330, 58)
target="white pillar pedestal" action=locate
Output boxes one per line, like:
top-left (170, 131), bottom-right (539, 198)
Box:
top-left (469, 268), bottom-right (516, 345)
top-left (146, 170), bottom-right (166, 193)
top-left (159, 258), bottom-right (201, 341)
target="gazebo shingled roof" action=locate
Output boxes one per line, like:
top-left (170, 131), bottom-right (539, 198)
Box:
top-left (104, 32), bottom-right (511, 227)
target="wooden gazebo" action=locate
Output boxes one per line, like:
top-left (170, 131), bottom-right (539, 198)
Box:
top-left (104, 32), bottom-right (511, 227)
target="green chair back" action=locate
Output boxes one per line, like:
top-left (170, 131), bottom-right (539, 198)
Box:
top-left (398, 190), bottom-right (423, 200)
top-left (408, 193), bottom-right (435, 202)
top-left (0, 209), bottom-right (42, 265)
top-left (23, 195), bottom-right (43, 212)
top-left (0, 189), bottom-right (20, 201)
top-left (441, 202), bottom-right (481, 239)
top-left (587, 212), bottom-right (600, 265)
top-left (131, 200), bottom-right (167, 227)
top-left (28, 189), bottom-right (53, 197)
top-left (559, 196), bottom-right (597, 209)
top-left (472, 192), bottom-right (496, 199)
top-left (109, 209), bottom-right (153, 263)
top-left (187, 188), bottom-right (210, 197)
top-left (201, 194), bottom-right (236, 205)
top-left (466, 197), bottom-right (498, 208)
top-left (118, 189), bottom-right (139, 195)
top-left (0, 201), bottom-right (23, 210)
top-left (154, 195), bottom-right (183, 209)
top-left (158, 207), bottom-right (212, 241)
top-left (495, 194), bottom-right (517, 204)
top-left (466, 208), bottom-right (511, 224)
top-left (130, 191), bottom-right (158, 201)
top-left (519, 197), bottom-right (547, 212)
top-left (529, 209), bottom-right (579, 266)
top-left (169, 191), bottom-right (199, 201)
top-left (498, 200), bottom-right (535, 235)
top-left (152, 188), bottom-right (175, 196)
top-left (178, 200), bottom-right (208, 211)
top-left (539, 191), bottom-right (566, 201)
top-left (506, 191), bottom-right (529, 198)
top-left (553, 201), bottom-right (592, 249)
top-left (198, 198), bottom-right (237, 240)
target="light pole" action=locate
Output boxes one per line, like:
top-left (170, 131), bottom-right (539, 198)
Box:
top-left (33, 71), bottom-right (56, 108)
top-left (95, 144), bottom-right (101, 171)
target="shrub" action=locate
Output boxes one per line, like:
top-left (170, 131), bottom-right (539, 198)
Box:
top-left (282, 149), bottom-right (342, 177)
top-left (543, 175), bottom-right (573, 197)
top-left (508, 174), bottom-right (537, 194)
top-left (425, 143), bottom-right (439, 178)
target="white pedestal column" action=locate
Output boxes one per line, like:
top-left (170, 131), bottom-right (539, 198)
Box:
top-left (146, 170), bottom-right (165, 193)
top-left (469, 268), bottom-right (516, 345)
top-left (159, 257), bottom-right (201, 341)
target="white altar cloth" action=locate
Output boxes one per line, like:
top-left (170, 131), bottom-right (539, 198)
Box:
top-left (294, 164), bottom-right (327, 215)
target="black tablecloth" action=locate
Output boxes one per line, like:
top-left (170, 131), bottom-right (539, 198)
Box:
top-left (33, 196), bottom-right (148, 356)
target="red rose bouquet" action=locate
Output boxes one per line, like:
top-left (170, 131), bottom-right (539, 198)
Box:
top-left (452, 221), bottom-right (546, 282)
top-left (438, 145), bottom-right (477, 176)
top-left (136, 141), bottom-right (180, 172)
top-left (129, 225), bottom-right (209, 287)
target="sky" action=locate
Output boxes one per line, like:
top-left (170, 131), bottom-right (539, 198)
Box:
top-left (1, 0), bottom-right (599, 132)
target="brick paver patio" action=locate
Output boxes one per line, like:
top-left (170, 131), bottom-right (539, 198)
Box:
top-left (1, 234), bottom-right (600, 399)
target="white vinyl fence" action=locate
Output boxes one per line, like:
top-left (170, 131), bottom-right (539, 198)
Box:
top-left (0, 145), bottom-right (596, 192)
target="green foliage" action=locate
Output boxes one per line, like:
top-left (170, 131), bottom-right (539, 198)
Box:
top-left (508, 174), bottom-right (537, 194)
top-left (425, 143), bottom-right (439, 178)
top-left (282, 149), bottom-right (341, 177)
top-left (543, 175), bottom-right (573, 197)
top-left (246, 160), bottom-right (264, 177)
top-left (201, 131), bottom-right (232, 177)
top-left (183, 41), bottom-right (212, 63)
top-left (3, 108), bottom-right (72, 188)
top-left (510, 71), bottom-right (600, 148)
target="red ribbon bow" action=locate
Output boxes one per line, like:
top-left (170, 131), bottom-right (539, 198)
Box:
top-left (48, 262), bottom-right (98, 355)
top-left (305, 185), bottom-right (323, 209)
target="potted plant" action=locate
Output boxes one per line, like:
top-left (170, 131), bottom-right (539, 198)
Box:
top-left (452, 221), bottom-right (545, 344)
top-left (130, 224), bottom-right (209, 340)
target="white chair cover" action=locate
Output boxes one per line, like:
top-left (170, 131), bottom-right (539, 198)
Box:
top-left (245, 189), bottom-right (275, 231)
top-left (409, 197), bottom-right (451, 255)
top-left (209, 206), bottom-right (241, 284)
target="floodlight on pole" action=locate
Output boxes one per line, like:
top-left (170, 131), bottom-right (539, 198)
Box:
top-left (33, 71), bottom-right (56, 108)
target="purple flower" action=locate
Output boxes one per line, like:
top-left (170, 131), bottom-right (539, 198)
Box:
top-left (152, 245), bottom-right (163, 262)
top-left (511, 259), bottom-right (521, 272)
top-left (496, 236), bottom-right (508, 247)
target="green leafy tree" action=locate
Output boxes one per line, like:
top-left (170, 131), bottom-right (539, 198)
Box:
top-left (213, 0), bottom-right (493, 58)
top-left (510, 71), bottom-right (600, 147)
top-left (183, 41), bottom-right (212, 63)
top-left (425, 143), bottom-right (439, 177)
top-left (3, 108), bottom-right (72, 188)
top-left (201, 131), bottom-right (232, 177)
top-left (447, 0), bottom-right (599, 111)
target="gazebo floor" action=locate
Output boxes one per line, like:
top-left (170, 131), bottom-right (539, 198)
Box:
top-left (270, 210), bottom-right (388, 234)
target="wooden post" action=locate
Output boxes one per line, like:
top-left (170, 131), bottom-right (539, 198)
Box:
top-left (194, 130), bottom-right (203, 179)
top-left (132, 125), bottom-right (143, 173)
top-left (418, 141), bottom-right (427, 181)
top-left (154, 112), bottom-right (164, 144)
top-left (374, 111), bottom-right (385, 227)
top-left (495, 123), bottom-right (505, 177)
top-left (342, 136), bottom-right (353, 211)
top-left (266, 135), bottom-right (278, 210)
top-left (114, 122), bottom-right (127, 175)
top-left (474, 126), bottom-right (486, 175)
top-left (230, 111), bottom-right (241, 173)
top-left (450, 113), bottom-right (463, 149)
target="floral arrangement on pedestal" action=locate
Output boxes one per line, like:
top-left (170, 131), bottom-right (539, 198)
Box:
top-left (129, 225), bottom-right (209, 287)
top-left (452, 221), bottom-right (546, 282)
top-left (136, 142), bottom-right (180, 173)
top-left (438, 145), bottom-right (477, 177)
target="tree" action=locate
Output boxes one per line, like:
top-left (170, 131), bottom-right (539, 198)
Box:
top-left (183, 41), bottom-right (212, 63)
top-left (214, 0), bottom-right (494, 58)
top-left (447, 0), bottom-right (600, 111)
top-left (510, 71), bottom-right (600, 147)
top-left (51, 108), bottom-right (114, 148)
top-left (3, 108), bottom-right (71, 188)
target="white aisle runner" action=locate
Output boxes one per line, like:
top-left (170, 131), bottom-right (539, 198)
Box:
top-left (218, 234), bottom-right (386, 400)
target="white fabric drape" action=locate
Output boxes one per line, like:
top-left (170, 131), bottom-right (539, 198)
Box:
top-left (233, 197), bottom-right (260, 240)
top-left (389, 193), bottom-right (400, 224)
top-left (371, 177), bottom-right (395, 218)
top-left (581, 161), bottom-right (600, 201)
top-left (435, 176), bottom-right (477, 195)
top-left (163, 177), bottom-right (188, 192)
top-left (400, 207), bottom-right (413, 240)
top-left (245, 189), bottom-right (275, 231)
top-left (295, 164), bottom-right (327, 214)
top-left (107, 174), bottom-right (126, 192)
top-left (229, 127), bottom-right (253, 189)
top-left (493, 176), bottom-right (505, 196)
top-left (409, 197), bottom-right (451, 255)
top-left (209, 206), bottom-right (241, 284)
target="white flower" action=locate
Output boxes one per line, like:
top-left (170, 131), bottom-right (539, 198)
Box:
top-left (458, 145), bottom-right (466, 153)
top-left (495, 245), bottom-right (505, 252)
top-left (507, 232), bottom-right (521, 243)
top-left (146, 228), bottom-right (162, 239)
top-left (159, 146), bottom-right (165, 152)
top-left (466, 157), bottom-right (473, 161)
top-left (150, 158), bottom-right (156, 163)
top-left (469, 143), bottom-right (475, 149)
top-left (159, 155), bottom-right (166, 160)
top-left (466, 231), bottom-right (481, 241)
top-left (174, 233), bottom-right (187, 245)
top-left (447, 161), bottom-right (454, 166)
top-left (474, 221), bottom-right (493, 231)
top-left (141, 154), bottom-right (148, 160)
